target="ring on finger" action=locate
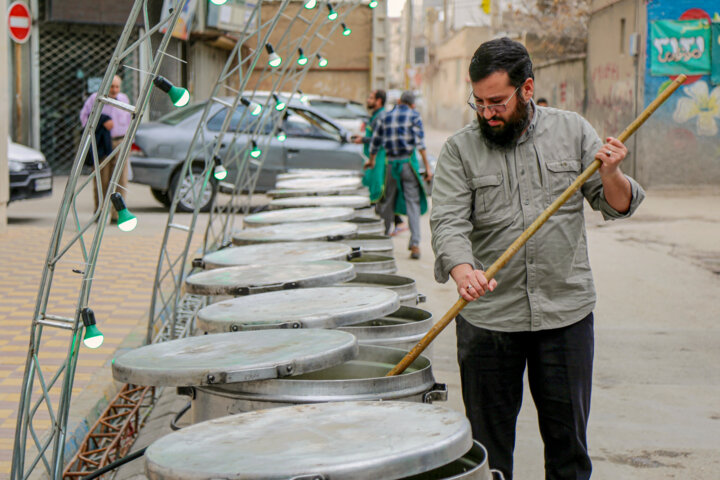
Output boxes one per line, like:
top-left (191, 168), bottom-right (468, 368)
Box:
top-left (466, 285), bottom-right (474, 291)
top-left (605, 150), bottom-right (612, 157)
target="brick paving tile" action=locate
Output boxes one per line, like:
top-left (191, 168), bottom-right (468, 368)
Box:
top-left (0, 222), bottom-right (203, 478)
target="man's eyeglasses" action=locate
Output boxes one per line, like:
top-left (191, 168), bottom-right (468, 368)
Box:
top-left (467, 87), bottom-right (520, 114)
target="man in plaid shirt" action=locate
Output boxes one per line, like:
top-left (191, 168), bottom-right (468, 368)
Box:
top-left (367, 91), bottom-right (433, 259)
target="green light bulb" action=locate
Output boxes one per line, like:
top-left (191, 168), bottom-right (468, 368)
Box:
top-left (83, 324), bottom-right (104, 349)
top-left (110, 193), bottom-right (137, 232)
top-left (369, 0), bottom-right (378, 8)
top-left (318, 57), bottom-right (328, 67)
top-left (117, 208), bottom-right (138, 232)
top-left (214, 165), bottom-right (228, 180)
top-left (251, 104), bottom-right (262, 116)
top-left (210, 0), bottom-right (228, 4)
top-left (342, 24), bottom-right (352, 36)
top-left (298, 55), bottom-right (308, 65)
top-left (328, 11), bottom-right (338, 20)
top-left (268, 53), bottom-right (282, 68)
top-left (251, 147), bottom-right (262, 158)
top-left (304, 0), bottom-right (317, 8)
top-left (277, 131), bottom-right (287, 142)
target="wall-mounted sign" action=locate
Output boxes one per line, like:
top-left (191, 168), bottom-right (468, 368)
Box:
top-left (207, 0), bottom-right (252, 33)
top-left (650, 19), bottom-right (711, 76)
top-left (161, 0), bottom-right (197, 41)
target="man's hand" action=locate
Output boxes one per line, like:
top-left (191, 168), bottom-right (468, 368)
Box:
top-left (450, 263), bottom-right (497, 302)
top-left (350, 135), bottom-right (363, 144)
top-left (365, 153), bottom-right (376, 170)
top-left (594, 136), bottom-right (627, 177)
top-left (423, 168), bottom-right (433, 182)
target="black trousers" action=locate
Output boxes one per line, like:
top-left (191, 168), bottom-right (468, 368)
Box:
top-left (456, 313), bottom-right (594, 480)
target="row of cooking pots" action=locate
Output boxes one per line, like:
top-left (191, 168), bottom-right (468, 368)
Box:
top-left (113, 172), bottom-right (498, 479)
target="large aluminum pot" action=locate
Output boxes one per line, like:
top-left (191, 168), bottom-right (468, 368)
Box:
top-left (399, 441), bottom-right (500, 480)
top-left (350, 253), bottom-right (398, 274)
top-left (184, 345), bottom-right (447, 424)
top-left (349, 216), bottom-right (385, 235)
top-left (343, 272), bottom-right (426, 306)
top-left (339, 305), bottom-right (433, 351)
top-left (341, 234), bottom-right (394, 257)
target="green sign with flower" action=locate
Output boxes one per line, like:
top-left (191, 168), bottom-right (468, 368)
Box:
top-left (650, 19), bottom-right (711, 76)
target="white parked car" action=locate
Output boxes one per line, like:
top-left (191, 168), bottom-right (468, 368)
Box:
top-left (7, 141), bottom-right (53, 203)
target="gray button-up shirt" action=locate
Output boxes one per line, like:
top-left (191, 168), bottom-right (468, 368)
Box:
top-left (430, 105), bottom-right (645, 332)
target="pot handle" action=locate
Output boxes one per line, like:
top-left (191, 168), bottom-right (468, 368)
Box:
top-left (423, 383), bottom-right (448, 403)
top-left (416, 293), bottom-right (427, 304)
top-left (346, 247), bottom-right (362, 260)
top-left (491, 469), bottom-right (505, 480)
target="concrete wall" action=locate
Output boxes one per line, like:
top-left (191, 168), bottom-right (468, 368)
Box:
top-left (534, 55), bottom-right (586, 113)
top-left (586, 0), bottom-right (641, 177)
top-left (423, 26), bottom-right (492, 131)
top-left (246, 2), bottom-right (373, 103)
top-left (636, 0), bottom-right (720, 187)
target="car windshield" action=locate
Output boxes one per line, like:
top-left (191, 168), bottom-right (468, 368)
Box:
top-left (308, 100), bottom-right (365, 120)
top-left (346, 102), bottom-right (369, 117)
top-left (207, 106), bottom-right (273, 134)
top-left (283, 108), bottom-right (343, 142)
top-left (158, 103), bottom-right (206, 125)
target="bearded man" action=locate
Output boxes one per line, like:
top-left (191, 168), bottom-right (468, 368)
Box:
top-left (430, 38), bottom-right (645, 480)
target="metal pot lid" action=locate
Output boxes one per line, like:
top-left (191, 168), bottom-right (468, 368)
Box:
top-left (185, 261), bottom-right (356, 296)
top-left (275, 176), bottom-right (362, 191)
top-left (279, 169), bottom-right (363, 180)
top-left (340, 236), bottom-right (394, 254)
top-left (232, 222), bottom-right (358, 245)
top-left (270, 195), bottom-right (371, 210)
top-left (112, 329), bottom-right (359, 387)
top-left (202, 242), bottom-right (354, 269)
top-left (145, 401), bottom-right (472, 480)
top-left (196, 287), bottom-right (400, 332)
top-left (267, 186), bottom-right (367, 198)
top-left (244, 207), bottom-right (355, 227)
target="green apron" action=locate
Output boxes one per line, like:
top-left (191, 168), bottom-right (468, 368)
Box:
top-left (361, 107), bottom-right (386, 203)
top-left (387, 150), bottom-right (428, 216)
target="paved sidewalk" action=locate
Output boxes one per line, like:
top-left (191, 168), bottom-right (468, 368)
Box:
top-left (0, 179), bottom-right (203, 478)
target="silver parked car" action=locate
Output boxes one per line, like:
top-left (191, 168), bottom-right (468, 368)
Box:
top-left (130, 98), bottom-right (366, 211)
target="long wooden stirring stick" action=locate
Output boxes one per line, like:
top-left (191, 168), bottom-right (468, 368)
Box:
top-left (387, 74), bottom-right (688, 377)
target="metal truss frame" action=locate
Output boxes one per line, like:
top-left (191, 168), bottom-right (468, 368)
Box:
top-left (11, 1), bottom-right (186, 478)
top-left (148, 0), bottom-right (369, 345)
top-left (61, 384), bottom-right (155, 479)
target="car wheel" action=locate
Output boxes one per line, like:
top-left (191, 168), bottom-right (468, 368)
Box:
top-left (150, 188), bottom-right (171, 207)
top-left (169, 166), bottom-right (216, 213)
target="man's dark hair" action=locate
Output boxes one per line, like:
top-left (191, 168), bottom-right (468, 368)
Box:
top-left (374, 89), bottom-right (386, 106)
top-left (469, 37), bottom-right (534, 87)
top-left (400, 91), bottom-right (415, 105)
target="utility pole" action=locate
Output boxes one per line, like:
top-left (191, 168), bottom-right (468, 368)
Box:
top-left (1, 0), bottom-right (10, 232)
top-left (405, 0), bottom-right (413, 89)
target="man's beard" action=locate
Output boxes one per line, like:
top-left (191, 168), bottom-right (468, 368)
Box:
top-left (477, 96), bottom-right (531, 150)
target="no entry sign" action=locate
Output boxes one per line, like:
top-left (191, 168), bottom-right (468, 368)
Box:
top-left (8, 1), bottom-right (32, 44)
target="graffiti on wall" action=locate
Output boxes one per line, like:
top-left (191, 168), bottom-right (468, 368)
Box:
top-left (590, 62), bottom-right (635, 136)
top-left (646, 3), bottom-right (720, 139)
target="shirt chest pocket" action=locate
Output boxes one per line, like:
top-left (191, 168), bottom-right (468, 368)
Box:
top-left (468, 173), bottom-right (511, 227)
top-left (545, 160), bottom-right (583, 212)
